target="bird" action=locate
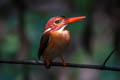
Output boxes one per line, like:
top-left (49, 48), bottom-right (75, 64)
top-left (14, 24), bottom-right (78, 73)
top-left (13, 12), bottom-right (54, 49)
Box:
top-left (38, 16), bottom-right (86, 68)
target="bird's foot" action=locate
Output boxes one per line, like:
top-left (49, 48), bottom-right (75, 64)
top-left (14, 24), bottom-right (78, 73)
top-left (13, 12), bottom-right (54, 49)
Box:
top-left (61, 57), bottom-right (66, 67)
top-left (45, 60), bottom-right (51, 69)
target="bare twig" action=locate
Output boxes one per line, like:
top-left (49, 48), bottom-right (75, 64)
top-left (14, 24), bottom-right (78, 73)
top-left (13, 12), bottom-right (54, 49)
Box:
top-left (102, 48), bottom-right (117, 66)
top-left (0, 60), bottom-right (120, 71)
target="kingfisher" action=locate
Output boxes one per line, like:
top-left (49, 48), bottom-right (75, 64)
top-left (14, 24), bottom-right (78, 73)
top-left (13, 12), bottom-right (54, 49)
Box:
top-left (38, 16), bottom-right (85, 68)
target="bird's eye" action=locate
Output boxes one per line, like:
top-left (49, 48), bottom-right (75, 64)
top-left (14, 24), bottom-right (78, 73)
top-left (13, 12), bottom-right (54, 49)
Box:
top-left (54, 20), bottom-right (61, 24)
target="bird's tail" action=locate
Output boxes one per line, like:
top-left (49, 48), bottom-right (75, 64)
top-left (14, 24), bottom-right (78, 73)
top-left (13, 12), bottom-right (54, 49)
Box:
top-left (38, 53), bottom-right (51, 69)
top-left (38, 47), bottom-right (42, 60)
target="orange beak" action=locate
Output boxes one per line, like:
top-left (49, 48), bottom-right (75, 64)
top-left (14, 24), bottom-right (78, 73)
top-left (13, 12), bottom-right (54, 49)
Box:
top-left (64, 16), bottom-right (86, 24)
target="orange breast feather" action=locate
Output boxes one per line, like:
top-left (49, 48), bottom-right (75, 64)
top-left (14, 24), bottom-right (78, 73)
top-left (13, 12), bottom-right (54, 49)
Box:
top-left (43, 30), bottom-right (70, 60)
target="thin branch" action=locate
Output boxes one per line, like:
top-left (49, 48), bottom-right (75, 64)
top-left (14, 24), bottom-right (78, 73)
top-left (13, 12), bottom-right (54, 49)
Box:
top-left (102, 48), bottom-right (117, 66)
top-left (0, 60), bottom-right (120, 71)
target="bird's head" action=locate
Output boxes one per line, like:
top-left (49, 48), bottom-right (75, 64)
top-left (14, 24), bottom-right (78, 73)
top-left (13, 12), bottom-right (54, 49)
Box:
top-left (44, 16), bottom-right (86, 32)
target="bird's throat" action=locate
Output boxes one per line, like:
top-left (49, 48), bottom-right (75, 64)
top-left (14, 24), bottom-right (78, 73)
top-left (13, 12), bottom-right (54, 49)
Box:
top-left (58, 25), bottom-right (67, 32)
top-left (44, 25), bottom-right (67, 33)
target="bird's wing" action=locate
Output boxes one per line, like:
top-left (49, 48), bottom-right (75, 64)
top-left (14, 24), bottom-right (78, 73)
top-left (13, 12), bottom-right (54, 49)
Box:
top-left (38, 33), bottom-right (50, 60)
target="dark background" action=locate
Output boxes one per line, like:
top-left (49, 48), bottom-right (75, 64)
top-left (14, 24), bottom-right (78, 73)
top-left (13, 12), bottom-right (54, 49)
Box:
top-left (0, 0), bottom-right (120, 80)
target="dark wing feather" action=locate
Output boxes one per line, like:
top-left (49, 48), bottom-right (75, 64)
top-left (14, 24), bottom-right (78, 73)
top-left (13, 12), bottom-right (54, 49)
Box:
top-left (38, 33), bottom-right (49, 60)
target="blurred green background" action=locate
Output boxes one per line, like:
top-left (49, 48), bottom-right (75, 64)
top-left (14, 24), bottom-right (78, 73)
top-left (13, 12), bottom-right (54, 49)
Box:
top-left (0, 0), bottom-right (120, 80)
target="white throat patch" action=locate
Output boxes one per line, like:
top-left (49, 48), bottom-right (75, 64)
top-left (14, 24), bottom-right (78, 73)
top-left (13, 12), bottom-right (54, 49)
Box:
top-left (44, 25), bottom-right (67, 33)
top-left (44, 28), bottom-right (51, 33)
top-left (58, 25), bottom-right (67, 32)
